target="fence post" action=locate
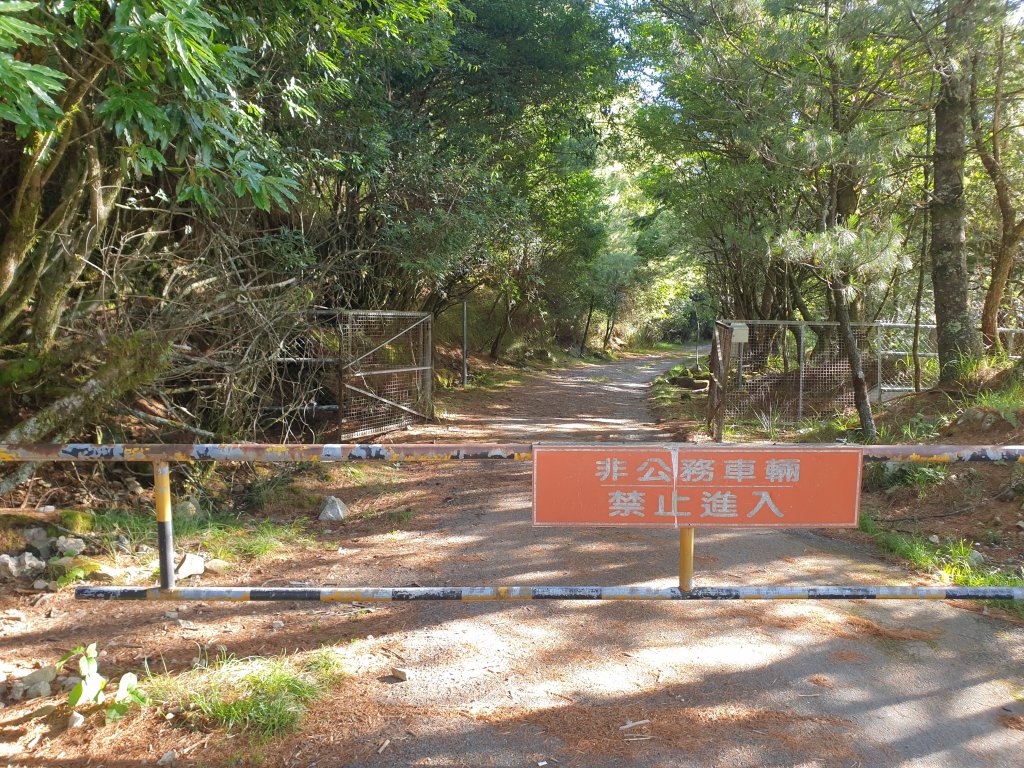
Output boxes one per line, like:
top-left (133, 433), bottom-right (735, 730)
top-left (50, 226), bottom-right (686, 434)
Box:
top-left (153, 461), bottom-right (175, 590)
top-left (876, 324), bottom-right (883, 404)
top-left (425, 314), bottom-right (434, 418)
top-left (797, 325), bottom-right (805, 421)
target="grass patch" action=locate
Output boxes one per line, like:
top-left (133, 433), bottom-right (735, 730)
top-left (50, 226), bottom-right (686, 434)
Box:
top-left (859, 512), bottom-right (1024, 618)
top-left (149, 650), bottom-right (347, 741)
top-left (973, 380), bottom-right (1024, 426)
top-left (89, 508), bottom-right (311, 562)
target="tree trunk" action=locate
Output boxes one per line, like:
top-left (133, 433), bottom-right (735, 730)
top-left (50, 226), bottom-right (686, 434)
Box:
top-left (579, 298), bottom-right (595, 356)
top-left (931, 0), bottom-right (982, 381)
top-left (833, 277), bottom-right (877, 441)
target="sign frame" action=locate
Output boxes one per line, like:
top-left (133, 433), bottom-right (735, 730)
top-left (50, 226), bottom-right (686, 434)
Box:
top-left (532, 443), bottom-right (863, 529)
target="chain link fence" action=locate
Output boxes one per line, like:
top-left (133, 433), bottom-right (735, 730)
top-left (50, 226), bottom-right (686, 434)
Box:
top-left (708, 319), bottom-right (1024, 433)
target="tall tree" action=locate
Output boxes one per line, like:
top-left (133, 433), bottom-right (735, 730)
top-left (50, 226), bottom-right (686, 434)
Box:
top-left (931, 0), bottom-right (983, 379)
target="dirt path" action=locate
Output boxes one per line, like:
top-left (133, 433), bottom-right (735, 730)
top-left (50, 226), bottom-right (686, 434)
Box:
top-left (3, 353), bottom-right (1023, 767)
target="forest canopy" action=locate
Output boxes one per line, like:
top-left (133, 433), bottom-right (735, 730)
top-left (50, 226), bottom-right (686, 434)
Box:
top-left (1, 0), bottom-right (1023, 443)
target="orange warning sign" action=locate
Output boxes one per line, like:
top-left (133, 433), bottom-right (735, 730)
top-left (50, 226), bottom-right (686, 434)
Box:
top-left (533, 445), bottom-right (863, 528)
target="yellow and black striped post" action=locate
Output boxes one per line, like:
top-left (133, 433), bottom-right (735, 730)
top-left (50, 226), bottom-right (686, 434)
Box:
top-left (153, 461), bottom-right (175, 590)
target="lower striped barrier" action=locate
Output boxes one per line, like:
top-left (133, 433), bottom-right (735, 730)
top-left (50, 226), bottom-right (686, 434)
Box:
top-left (76, 585), bottom-right (1024, 602)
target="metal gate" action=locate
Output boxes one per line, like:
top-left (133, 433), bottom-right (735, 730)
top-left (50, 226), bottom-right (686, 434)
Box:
top-left (338, 311), bottom-right (433, 441)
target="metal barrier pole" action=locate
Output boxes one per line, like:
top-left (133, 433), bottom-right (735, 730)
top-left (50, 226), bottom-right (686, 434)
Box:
top-left (153, 461), bottom-right (175, 590)
top-left (679, 528), bottom-right (695, 591)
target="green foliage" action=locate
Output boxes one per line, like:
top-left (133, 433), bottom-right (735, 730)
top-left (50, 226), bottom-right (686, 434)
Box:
top-left (862, 462), bottom-right (948, 492)
top-left (859, 513), bottom-right (1024, 618)
top-left (56, 642), bottom-right (146, 720)
top-left (149, 652), bottom-right (345, 740)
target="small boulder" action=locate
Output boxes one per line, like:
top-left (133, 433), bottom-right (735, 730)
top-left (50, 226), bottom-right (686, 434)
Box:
top-left (318, 496), bottom-right (349, 521)
top-left (32, 579), bottom-right (49, 591)
top-left (173, 500), bottom-right (199, 520)
top-left (0, 552), bottom-right (46, 581)
top-left (68, 711), bottom-right (86, 729)
top-left (62, 675), bottom-right (82, 693)
top-left (928, 535), bottom-right (941, 545)
top-left (24, 680), bottom-right (52, 700)
top-left (967, 549), bottom-right (986, 566)
top-left (156, 750), bottom-right (177, 766)
top-left (22, 527), bottom-right (52, 560)
top-left (204, 558), bottom-right (231, 575)
top-left (136, 544), bottom-right (155, 555)
top-left (55, 536), bottom-right (87, 556)
top-left (271, 620), bottom-right (284, 630)
top-left (21, 665), bottom-right (57, 687)
top-left (175, 553), bottom-right (205, 580)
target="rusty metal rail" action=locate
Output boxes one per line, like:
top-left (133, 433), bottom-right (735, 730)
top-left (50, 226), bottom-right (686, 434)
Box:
top-left (1, 442), bottom-right (1022, 602)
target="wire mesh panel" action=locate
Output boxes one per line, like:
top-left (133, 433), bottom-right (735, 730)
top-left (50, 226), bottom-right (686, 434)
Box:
top-left (712, 319), bottom-right (1021, 430)
top-left (339, 311), bottom-right (433, 441)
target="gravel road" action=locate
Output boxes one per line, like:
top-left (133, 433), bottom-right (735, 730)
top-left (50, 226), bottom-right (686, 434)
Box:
top-left (357, 354), bottom-right (1024, 767)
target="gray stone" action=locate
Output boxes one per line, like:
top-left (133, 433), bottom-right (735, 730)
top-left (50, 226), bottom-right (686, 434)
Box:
top-left (22, 527), bottom-right (52, 559)
top-left (68, 711), bottom-right (86, 728)
top-left (9, 682), bottom-right (25, 701)
top-left (55, 536), bottom-right (87, 556)
top-left (136, 544), bottom-right (155, 554)
top-left (164, 611), bottom-right (179, 620)
top-left (24, 680), bottom-right (52, 700)
top-left (21, 665), bottom-right (57, 687)
top-left (174, 553), bottom-right (205, 580)
top-left (173, 500), bottom-right (199, 520)
top-left (928, 535), bottom-right (941, 544)
top-left (62, 675), bottom-right (82, 693)
top-left (204, 558), bottom-right (231, 575)
top-left (318, 496), bottom-right (349, 521)
top-left (32, 579), bottom-right (49, 591)
top-left (0, 552), bottom-right (46, 580)
top-left (271, 620), bottom-right (284, 630)
top-left (1016, 520), bottom-right (1024, 530)
top-left (157, 750), bottom-right (177, 766)
top-left (127, 480), bottom-right (145, 497)
top-left (116, 536), bottom-right (132, 554)
top-left (967, 549), bottom-right (986, 566)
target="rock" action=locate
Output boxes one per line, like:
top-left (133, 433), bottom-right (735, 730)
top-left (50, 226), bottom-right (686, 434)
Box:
top-left (1016, 521), bottom-right (1024, 530)
top-left (967, 549), bottom-right (986, 566)
top-left (157, 750), bottom-right (177, 766)
top-left (21, 665), bottom-right (57, 687)
top-left (24, 680), bottom-right (52, 700)
top-left (390, 667), bottom-right (409, 682)
top-left (928, 534), bottom-right (941, 544)
top-left (9, 682), bottom-right (25, 701)
top-left (203, 558), bottom-right (231, 575)
top-left (55, 536), bottom-right (87, 556)
top-left (318, 496), bottom-right (349, 521)
top-left (32, 579), bottom-right (49, 591)
top-left (164, 611), bottom-right (179, 620)
top-left (271, 620), bottom-right (284, 630)
top-left (136, 544), bottom-right (155, 555)
top-left (68, 711), bottom-right (86, 728)
top-left (0, 552), bottom-right (46, 580)
top-left (174, 553), bottom-right (205, 580)
top-left (126, 480), bottom-right (145, 497)
top-left (176, 619), bottom-right (198, 630)
top-left (173, 500), bottom-right (199, 520)
top-left (62, 675), bottom-right (82, 693)
top-left (22, 527), bottom-right (52, 559)
top-left (116, 536), bottom-right (132, 554)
